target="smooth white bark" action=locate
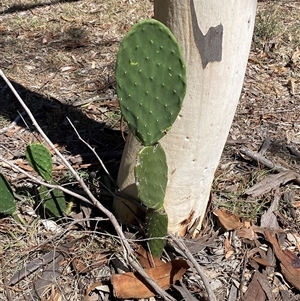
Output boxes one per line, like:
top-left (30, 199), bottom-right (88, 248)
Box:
top-left (114, 0), bottom-right (257, 236)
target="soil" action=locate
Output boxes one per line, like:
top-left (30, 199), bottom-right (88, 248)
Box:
top-left (0, 1), bottom-right (300, 300)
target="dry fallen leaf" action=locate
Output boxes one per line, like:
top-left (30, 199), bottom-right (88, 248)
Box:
top-left (264, 229), bottom-right (300, 290)
top-left (46, 286), bottom-right (62, 301)
top-left (135, 245), bottom-right (165, 268)
top-left (245, 171), bottom-right (297, 198)
top-left (236, 227), bottom-right (257, 241)
top-left (213, 209), bottom-right (243, 230)
top-left (251, 256), bottom-right (275, 268)
top-left (111, 259), bottom-right (189, 299)
top-left (16, 159), bottom-right (33, 171)
top-left (260, 188), bottom-right (280, 229)
top-left (294, 201), bottom-right (300, 208)
top-left (243, 271), bottom-right (266, 301)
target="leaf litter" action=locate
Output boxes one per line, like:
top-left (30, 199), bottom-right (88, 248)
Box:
top-left (0, 0), bottom-right (300, 300)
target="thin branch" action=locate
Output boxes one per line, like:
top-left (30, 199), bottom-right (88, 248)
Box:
top-left (240, 146), bottom-right (286, 172)
top-left (66, 117), bottom-right (115, 185)
top-left (0, 69), bottom-right (175, 301)
top-left (0, 111), bottom-right (27, 134)
top-left (170, 235), bottom-right (217, 301)
top-left (240, 146), bottom-right (300, 186)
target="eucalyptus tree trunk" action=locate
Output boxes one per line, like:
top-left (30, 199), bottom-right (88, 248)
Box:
top-left (113, 0), bottom-right (257, 236)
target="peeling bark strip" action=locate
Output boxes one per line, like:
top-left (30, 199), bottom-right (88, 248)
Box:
top-left (191, 0), bottom-right (223, 68)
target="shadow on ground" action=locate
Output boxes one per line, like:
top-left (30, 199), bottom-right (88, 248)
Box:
top-left (0, 0), bottom-right (81, 15)
top-left (0, 78), bottom-right (124, 180)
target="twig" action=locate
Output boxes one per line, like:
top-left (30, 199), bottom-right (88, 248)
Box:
top-left (2, 258), bottom-right (12, 301)
top-left (170, 235), bottom-right (217, 301)
top-left (0, 155), bottom-right (93, 206)
top-left (71, 95), bottom-right (117, 107)
top-left (66, 117), bottom-right (115, 185)
top-left (240, 146), bottom-right (300, 186)
top-left (0, 111), bottom-right (27, 134)
top-left (240, 146), bottom-right (286, 172)
top-left (0, 69), bottom-right (175, 301)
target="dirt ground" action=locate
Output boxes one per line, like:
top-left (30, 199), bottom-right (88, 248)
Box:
top-left (0, 0), bottom-right (300, 300)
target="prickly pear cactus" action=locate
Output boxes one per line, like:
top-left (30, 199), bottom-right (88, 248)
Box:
top-left (134, 144), bottom-right (167, 210)
top-left (116, 19), bottom-right (187, 257)
top-left (116, 19), bottom-right (186, 146)
top-left (0, 174), bottom-right (16, 214)
top-left (26, 143), bottom-right (52, 181)
top-left (146, 209), bottom-right (168, 258)
top-left (39, 185), bottom-right (66, 218)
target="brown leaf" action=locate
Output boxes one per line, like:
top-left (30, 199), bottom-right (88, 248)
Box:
top-left (135, 245), bottom-right (164, 268)
top-left (245, 171), bottom-right (297, 197)
top-left (243, 271), bottom-right (266, 301)
top-left (247, 245), bottom-right (274, 268)
top-left (224, 236), bottom-right (231, 253)
top-left (294, 201), bottom-right (300, 208)
top-left (45, 286), bottom-right (62, 301)
top-left (260, 188), bottom-right (280, 229)
top-left (236, 227), bottom-right (257, 240)
top-left (252, 256), bottom-right (275, 267)
top-left (16, 159), bottom-right (33, 171)
top-left (256, 271), bottom-right (276, 301)
top-left (111, 259), bottom-right (189, 299)
top-left (264, 230), bottom-right (300, 290)
top-left (213, 209), bottom-right (243, 230)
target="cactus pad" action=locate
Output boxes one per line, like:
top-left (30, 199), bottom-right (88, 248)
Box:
top-left (26, 143), bottom-right (52, 181)
top-left (146, 209), bottom-right (168, 258)
top-left (135, 144), bottom-right (167, 210)
top-left (116, 19), bottom-right (186, 146)
top-left (39, 185), bottom-right (66, 218)
top-left (0, 174), bottom-right (16, 214)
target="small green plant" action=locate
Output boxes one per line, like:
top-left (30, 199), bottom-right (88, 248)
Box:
top-left (252, 5), bottom-right (283, 50)
top-left (116, 19), bottom-right (186, 257)
top-left (26, 143), bottom-right (66, 218)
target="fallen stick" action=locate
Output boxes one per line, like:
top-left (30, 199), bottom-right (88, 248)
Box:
top-left (239, 146), bottom-right (300, 186)
top-left (170, 235), bottom-right (217, 301)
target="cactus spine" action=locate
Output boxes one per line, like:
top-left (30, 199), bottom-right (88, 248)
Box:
top-left (116, 19), bottom-right (186, 257)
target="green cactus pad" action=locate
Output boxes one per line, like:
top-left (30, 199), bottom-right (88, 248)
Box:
top-left (116, 19), bottom-right (186, 146)
top-left (26, 143), bottom-right (53, 181)
top-left (39, 185), bottom-right (66, 218)
top-left (146, 209), bottom-right (168, 258)
top-left (0, 174), bottom-right (16, 214)
top-left (135, 144), bottom-right (167, 210)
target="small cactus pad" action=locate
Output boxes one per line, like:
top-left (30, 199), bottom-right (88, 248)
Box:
top-left (116, 19), bottom-right (186, 146)
top-left (146, 209), bottom-right (168, 258)
top-left (26, 143), bottom-right (52, 181)
top-left (0, 174), bottom-right (16, 214)
top-left (39, 185), bottom-right (66, 218)
top-left (135, 144), bottom-right (167, 210)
